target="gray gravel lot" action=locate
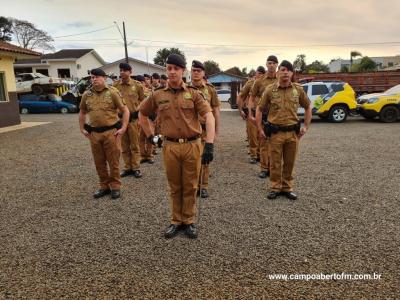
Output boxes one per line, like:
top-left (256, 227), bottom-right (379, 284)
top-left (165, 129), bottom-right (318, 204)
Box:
top-left (0, 113), bottom-right (399, 299)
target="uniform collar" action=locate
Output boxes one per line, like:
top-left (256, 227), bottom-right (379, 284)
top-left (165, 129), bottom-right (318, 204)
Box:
top-left (165, 81), bottom-right (188, 92)
top-left (190, 81), bottom-right (206, 89)
top-left (120, 78), bottom-right (134, 86)
top-left (91, 84), bottom-right (111, 93)
top-left (276, 81), bottom-right (293, 89)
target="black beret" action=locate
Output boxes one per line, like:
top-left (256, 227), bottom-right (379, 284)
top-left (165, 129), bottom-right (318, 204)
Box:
top-left (152, 73), bottom-right (160, 79)
top-left (256, 66), bottom-right (266, 74)
top-left (267, 55), bottom-right (278, 64)
top-left (136, 75), bottom-right (145, 82)
top-left (90, 68), bottom-right (106, 76)
top-left (143, 74), bottom-right (150, 78)
top-left (119, 62), bottom-right (132, 71)
top-left (279, 60), bottom-right (294, 72)
top-left (191, 60), bottom-right (204, 70)
top-left (160, 74), bottom-right (167, 80)
top-left (166, 53), bottom-right (186, 68)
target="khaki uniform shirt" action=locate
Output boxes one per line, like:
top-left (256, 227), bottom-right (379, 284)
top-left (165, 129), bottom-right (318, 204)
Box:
top-left (239, 79), bottom-right (254, 105)
top-left (190, 82), bottom-right (220, 124)
top-left (251, 74), bottom-right (278, 112)
top-left (258, 82), bottom-right (310, 126)
top-left (139, 82), bottom-right (212, 139)
top-left (80, 85), bottom-right (126, 127)
top-left (113, 78), bottom-right (144, 113)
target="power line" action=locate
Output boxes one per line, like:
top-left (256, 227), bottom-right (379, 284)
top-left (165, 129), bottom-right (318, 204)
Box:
top-left (53, 25), bottom-right (115, 39)
top-left (127, 37), bottom-right (400, 48)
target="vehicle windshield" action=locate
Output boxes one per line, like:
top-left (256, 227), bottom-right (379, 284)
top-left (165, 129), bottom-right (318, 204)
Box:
top-left (384, 84), bottom-right (400, 95)
top-left (34, 73), bottom-right (47, 78)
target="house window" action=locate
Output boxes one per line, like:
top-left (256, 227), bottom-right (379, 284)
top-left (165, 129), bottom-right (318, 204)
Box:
top-left (0, 72), bottom-right (8, 102)
top-left (57, 68), bottom-right (71, 78)
top-left (36, 69), bottom-right (49, 76)
top-left (77, 64), bottom-right (81, 70)
top-left (388, 62), bottom-right (394, 67)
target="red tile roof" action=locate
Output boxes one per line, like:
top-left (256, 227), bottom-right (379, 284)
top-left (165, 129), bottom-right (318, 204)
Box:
top-left (0, 41), bottom-right (41, 56)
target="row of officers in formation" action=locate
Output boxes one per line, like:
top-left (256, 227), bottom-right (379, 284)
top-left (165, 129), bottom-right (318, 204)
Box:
top-left (79, 54), bottom-right (312, 239)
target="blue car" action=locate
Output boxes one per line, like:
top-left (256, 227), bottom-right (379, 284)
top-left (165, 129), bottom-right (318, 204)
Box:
top-left (19, 94), bottom-right (77, 114)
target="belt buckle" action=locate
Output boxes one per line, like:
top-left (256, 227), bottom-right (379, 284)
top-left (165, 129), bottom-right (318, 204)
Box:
top-left (178, 138), bottom-right (184, 144)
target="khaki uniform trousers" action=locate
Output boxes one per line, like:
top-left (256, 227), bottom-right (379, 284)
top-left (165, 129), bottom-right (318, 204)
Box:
top-left (162, 139), bottom-right (202, 225)
top-left (139, 125), bottom-right (154, 160)
top-left (260, 138), bottom-right (270, 172)
top-left (121, 119), bottom-right (140, 171)
top-left (247, 119), bottom-right (259, 159)
top-left (269, 131), bottom-right (299, 192)
top-left (89, 129), bottom-right (122, 190)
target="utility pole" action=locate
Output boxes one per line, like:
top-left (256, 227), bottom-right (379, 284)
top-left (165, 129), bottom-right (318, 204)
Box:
top-left (123, 22), bottom-right (128, 63)
top-left (114, 21), bottom-right (129, 63)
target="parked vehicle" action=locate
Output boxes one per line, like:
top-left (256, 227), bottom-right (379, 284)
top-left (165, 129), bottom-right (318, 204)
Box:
top-left (19, 94), bottom-right (77, 114)
top-left (357, 84), bottom-right (400, 122)
top-left (216, 89), bottom-right (231, 102)
top-left (300, 81), bottom-right (357, 123)
top-left (297, 70), bottom-right (400, 95)
top-left (62, 76), bottom-right (113, 109)
top-left (16, 73), bottom-right (64, 95)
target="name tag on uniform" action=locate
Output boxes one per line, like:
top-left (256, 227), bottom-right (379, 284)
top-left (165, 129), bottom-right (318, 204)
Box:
top-left (159, 99), bottom-right (170, 105)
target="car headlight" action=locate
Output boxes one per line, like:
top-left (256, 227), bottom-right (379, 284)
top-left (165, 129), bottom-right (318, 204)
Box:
top-left (366, 97), bottom-right (379, 104)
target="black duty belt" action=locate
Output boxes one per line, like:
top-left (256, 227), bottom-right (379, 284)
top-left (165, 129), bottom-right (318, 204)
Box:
top-left (263, 121), bottom-right (300, 137)
top-left (164, 135), bottom-right (200, 143)
top-left (129, 111), bottom-right (139, 122)
top-left (84, 121), bottom-right (122, 133)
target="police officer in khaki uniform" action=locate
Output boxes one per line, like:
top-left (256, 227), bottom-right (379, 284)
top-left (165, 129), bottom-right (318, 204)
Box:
top-left (237, 70), bottom-right (256, 151)
top-left (139, 54), bottom-right (215, 239)
top-left (139, 74), bottom-right (155, 164)
top-left (151, 73), bottom-right (161, 89)
top-left (243, 66), bottom-right (265, 163)
top-left (79, 68), bottom-right (129, 199)
top-left (257, 60), bottom-right (312, 200)
top-left (160, 74), bottom-right (168, 88)
top-left (249, 55), bottom-right (279, 178)
top-left (190, 60), bottom-right (221, 198)
top-left (113, 63), bottom-right (145, 178)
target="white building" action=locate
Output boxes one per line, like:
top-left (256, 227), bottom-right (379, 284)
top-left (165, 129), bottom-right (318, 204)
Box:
top-left (14, 49), bottom-right (106, 81)
top-left (329, 55), bottom-right (400, 72)
top-left (100, 57), bottom-right (166, 77)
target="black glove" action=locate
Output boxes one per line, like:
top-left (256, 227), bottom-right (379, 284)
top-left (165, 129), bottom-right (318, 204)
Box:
top-left (201, 143), bottom-right (214, 165)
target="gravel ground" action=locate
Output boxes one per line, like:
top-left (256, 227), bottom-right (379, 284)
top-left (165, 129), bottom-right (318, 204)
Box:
top-left (0, 113), bottom-right (399, 299)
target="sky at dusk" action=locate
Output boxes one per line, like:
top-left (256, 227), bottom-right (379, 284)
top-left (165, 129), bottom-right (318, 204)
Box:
top-left (2, 0), bottom-right (400, 70)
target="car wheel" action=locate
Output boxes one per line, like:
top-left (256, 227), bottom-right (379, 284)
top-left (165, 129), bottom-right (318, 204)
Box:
top-left (328, 105), bottom-right (348, 123)
top-left (20, 107), bottom-right (29, 114)
top-left (32, 84), bottom-right (44, 95)
top-left (379, 106), bottom-right (399, 123)
top-left (60, 107), bottom-right (69, 114)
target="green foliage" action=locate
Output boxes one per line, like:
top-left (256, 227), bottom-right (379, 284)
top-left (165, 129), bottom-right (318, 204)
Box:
top-left (204, 60), bottom-right (221, 76)
top-left (153, 47), bottom-right (186, 67)
top-left (0, 16), bottom-right (12, 41)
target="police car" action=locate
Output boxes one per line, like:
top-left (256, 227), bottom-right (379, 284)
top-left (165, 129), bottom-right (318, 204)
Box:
top-left (299, 81), bottom-right (357, 123)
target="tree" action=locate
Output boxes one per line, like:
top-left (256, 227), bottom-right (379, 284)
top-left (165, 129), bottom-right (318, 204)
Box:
top-left (305, 60), bottom-right (329, 73)
top-left (293, 54), bottom-right (306, 73)
top-left (351, 56), bottom-right (377, 72)
top-left (225, 66), bottom-right (243, 76)
top-left (241, 67), bottom-right (248, 77)
top-left (204, 60), bottom-right (220, 76)
top-left (340, 65), bottom-right (349, 73)
top-left (153, 47), bottom-right (186, 67)
top-left (10, 18), bottom-right (54, 51)
top-left (350, 50), bottom-right (362, 66)
top-left (0, 17), bottom-right (12, 41)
